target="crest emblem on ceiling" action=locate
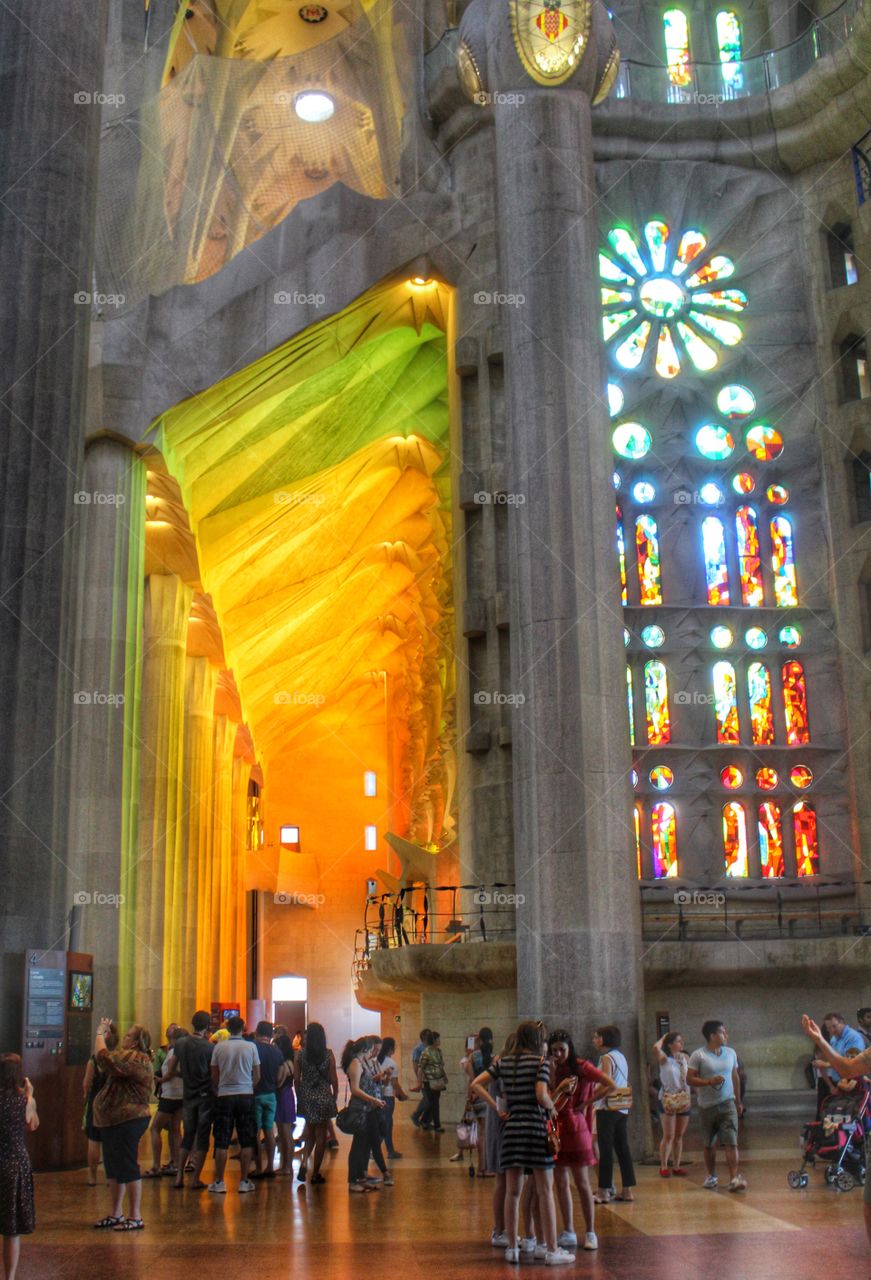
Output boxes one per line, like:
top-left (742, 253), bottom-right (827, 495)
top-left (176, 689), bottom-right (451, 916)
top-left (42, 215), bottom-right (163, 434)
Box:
top-left (510, 0), bottom-right (591, 83)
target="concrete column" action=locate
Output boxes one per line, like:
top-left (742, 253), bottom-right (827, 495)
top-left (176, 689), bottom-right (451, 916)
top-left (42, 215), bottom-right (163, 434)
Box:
top-left (67, 440), bottom-right (146, 1018)
top-left (493, 90), bottom-right (644, 1062)
top-left (185, 655), bottom-right (218, 1009)
top-left (0, 0), bottom-right (109, 1043)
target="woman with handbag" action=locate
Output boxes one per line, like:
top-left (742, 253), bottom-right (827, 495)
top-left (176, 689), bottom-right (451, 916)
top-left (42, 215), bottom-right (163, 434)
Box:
top-left (653, 1032), bottom-right (691, 1177)
top-left (293, 1022), bottom-right (338, 1185)
top-left (339, 1038), bottom-right (387, 1193)
top-left (418, 1031), bottom-right (448, 1133)
top-left (591, 1025), bottom-right (636, 1204)
top-left (547, 1030), bottom-right (616, 1252)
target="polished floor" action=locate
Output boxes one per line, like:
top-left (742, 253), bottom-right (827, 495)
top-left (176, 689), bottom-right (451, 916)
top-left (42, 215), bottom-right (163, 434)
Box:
top-left (18, 1115), bottom-right (870, 1279)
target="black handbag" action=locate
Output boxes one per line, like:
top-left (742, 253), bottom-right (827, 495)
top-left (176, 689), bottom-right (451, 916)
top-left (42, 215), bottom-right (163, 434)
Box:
top-left (336, 1101), bottom-right (368, 1135)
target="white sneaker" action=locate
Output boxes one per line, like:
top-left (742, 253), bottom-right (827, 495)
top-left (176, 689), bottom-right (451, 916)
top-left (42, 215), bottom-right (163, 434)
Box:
top-left (534, 1244), bottom-right (547, 1260)
top-left (504, 1246), bottom-right (520, 1264)
top-left (237, 1179), bottom-right (255, 1193)
top-left (491, 1231), bottom-right (509, 1247)
top-left (545, 1248), bottom-right (575, 1267)
top-left (557, 1231), bottom-right (577, 1249)
top-left (728, 1175), bottom-right (747, 1192)
top-left (519, 1237), bottom-right (537, 1254)
top-left (584, 1233), bottom-right (598, 1251)
top-left (703, 1175), bottom-right (718, 1189)
top-left (207, 1180), bottom-right (226, 1194)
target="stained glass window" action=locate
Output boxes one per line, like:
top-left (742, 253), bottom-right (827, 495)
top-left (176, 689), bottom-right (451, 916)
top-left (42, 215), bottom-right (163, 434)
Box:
top-left (699, 482), bottom-right (725, 506)
top-left (770, 516), bottom-right (798, 606)
top-left (641, 624), bottom-right (665, 647)
top-left (651, 801), bottom-right (678, 878)
top-left (732, 472), bottom-right (754, 495)
top-left (748, 661), bottom-right (775, 745)
top-left (756, 766), bottom-right (778, 790)
top-left (779, 624), bottom-right (801, 648)
top-left (718, 384), bottom-right (755, 418)
top-left (745, 627), bottom-right (767, 649)
top-left (790, 764), bottom-right (813, 788)
top-left (696, 424), bottom-right (734, 460)
top-left (711, 625), bottom-right (733, 648)
top-left (767, 484), bottom-right (789, 505)
top-left (663, 8), bottom-right (692, 87)
top-left (793, 801), bottom-right (819, 876)
top-left (650, 765), bottom-right (674, 789)
top-left (735, 506), bottom-right (764, 606)
top-left (645, 659), bottom-right (671, 744)
top-left (782, 660), bottom-right (809, 744)
top-left (721, 764), bottom-right (742, 788)
top-left (702, 516), bottom-right (730, 605)
top-left (616, 505), bottom-right (628, 606)
top-left (626, 664), bottom-right (635, 745)
top-left (746, 424), bottom-right (783, 460)
top-left (636, 515), bottom-right (663, 605)
top-left (716, 11), bottom-right (743, 89)
top-left (723, 801), bottom-right (748, 876)
top-left (633, 480), bottom-right (656, 503)
top-left (634, 804), bottom-right (642, 877)
top-left (758, 801), bottom-right (784, 878)
top-left (607, 383), bottom-right (624, 416)
top-left (713, 660), bottom-right (739, 743)
top-left (613, 423), bottom-right (651, 458)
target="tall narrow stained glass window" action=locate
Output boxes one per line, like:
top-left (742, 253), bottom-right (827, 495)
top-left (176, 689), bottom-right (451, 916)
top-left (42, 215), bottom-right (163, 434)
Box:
top-left (644, 659), bottom-right (671, 744)
top-left (735, 506), bottom-right (764, 606)
top-left (651, 801), bottom-right (677, 878)
top-left (747, 661), bottom-right (775, 745)
top-left (793, 801), bottom-right (819, 876)
top-left (634, 804), bottom-right (642, 877)
top-left (758, 801), bottom-right (784, 878)
top-left (782, 660), bottom-right (810, 744)
top-left (636, 514), bottom-right (663, 605)
top-left (713, 660), bottom-right (739, 744)
top-left (617, 505), bottom-right (628, 605)
top-left (716, 11), bottom-right (743, 90)
top-left (770, 515), bottom-right (798, 606)
top-left (702, 516), bottom-right (730, 605)
top-left (663, 8), bottom-right (691, 87)
top-left (627, 664), bottom-right (636, 745)
top-left (723, 801), bottom-right (748, 876)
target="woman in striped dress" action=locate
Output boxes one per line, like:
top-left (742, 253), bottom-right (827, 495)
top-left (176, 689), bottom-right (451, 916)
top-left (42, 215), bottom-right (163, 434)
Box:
top-left (472, 1021), bottom-right (574, 1266)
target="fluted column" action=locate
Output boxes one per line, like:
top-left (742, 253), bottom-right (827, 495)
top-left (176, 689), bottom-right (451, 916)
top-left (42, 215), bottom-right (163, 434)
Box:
top-left (185, 654), bottom-right (218, 1009)
top-left (68, 440), bottom-right (146, 1019)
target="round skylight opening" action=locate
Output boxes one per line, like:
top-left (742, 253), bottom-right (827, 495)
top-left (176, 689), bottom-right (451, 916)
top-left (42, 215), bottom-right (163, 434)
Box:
top-left (639, 277), bottom-right (685, 319)
top-left (294, 91), bottom-right (336, 123)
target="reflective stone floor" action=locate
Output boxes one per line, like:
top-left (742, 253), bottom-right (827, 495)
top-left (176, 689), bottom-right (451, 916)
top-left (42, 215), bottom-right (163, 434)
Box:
top-left (18, 1115), bottom-right (870, 1279)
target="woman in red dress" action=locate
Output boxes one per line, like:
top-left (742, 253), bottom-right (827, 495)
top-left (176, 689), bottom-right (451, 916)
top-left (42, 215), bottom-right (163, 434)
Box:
top-left (547, 1030), bottom-right (616, 1254)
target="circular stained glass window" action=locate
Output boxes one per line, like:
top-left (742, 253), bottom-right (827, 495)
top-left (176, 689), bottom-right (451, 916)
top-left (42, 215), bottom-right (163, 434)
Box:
top-left (779, 625), bottom-right (802, 648)
top-left (717, 385), bottom-right (756, 419)
top-left (633, 481), bottom-right (656, 504)
top-left (613, 471), bottom-right (622, 490)
top-left (699, 482), bottom-right (724, 506)
top-left (732, 472), bottom-right (755, 495)
top-left (721, 765), bottom-right (743, 788)
top-left (745, 424), bottom-right (783, 461)
top-left (641, 624), bottom-right (665, 647)
top-left (766, 484), bottom-right (789, 505)
top-left (639, 277), bottom-right (685, 319)
top-left (790, 764), bottom-right (813, 789)
top-left (608, 383), bottom-right (624, 417)
top-left (695, 424), bottom-right (735, 460)
top-left (710, 625), bottom-right (733, 649)
top-left (756, 767), bottom-right (778, 790)
top-left (623, 627), bottom-right (631, 646)
top-left (745, 627), bottom-right (767, 649)
top-left (631, 769), bottom-right (639, 787)
top-left (649, 765), bottom-right (674, 790)
top-left (613, 423), bottom-right (651, 459)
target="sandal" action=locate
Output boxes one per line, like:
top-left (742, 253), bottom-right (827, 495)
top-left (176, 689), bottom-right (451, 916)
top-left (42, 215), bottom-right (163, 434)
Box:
top-left (113, 1218), bottom-right (145, 1231)
top-left (93, 1216), bottom-right (124, 1229)
top-left (161, 1165), bottom-right (178, 1176)
top-left (615, 1193), bottom-right (635, 1202)
top-left (142, 1168), bottom-right (161, 1179)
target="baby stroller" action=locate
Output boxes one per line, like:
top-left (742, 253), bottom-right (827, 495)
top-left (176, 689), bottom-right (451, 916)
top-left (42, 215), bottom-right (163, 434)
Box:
top-left (788, 1085), bottom-right (870, 1191)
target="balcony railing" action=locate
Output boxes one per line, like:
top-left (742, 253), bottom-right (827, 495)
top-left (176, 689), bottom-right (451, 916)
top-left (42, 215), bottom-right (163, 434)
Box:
top-left (425, 0), bottom-right (861, 106)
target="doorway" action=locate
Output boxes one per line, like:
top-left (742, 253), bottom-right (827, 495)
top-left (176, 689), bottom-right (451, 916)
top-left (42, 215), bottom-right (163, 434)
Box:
top-left (272, 974), bottom-right (307, 1037)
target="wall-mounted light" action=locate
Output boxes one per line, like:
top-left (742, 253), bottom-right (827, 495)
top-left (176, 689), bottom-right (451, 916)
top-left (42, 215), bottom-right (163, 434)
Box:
top-left (364, 770), bottom-right (377, 797)
top-left (280, 824), bottom-right (300, 851)
top-left (294, 90), bottom-right (335, 123)
top-left (364, 825), bottom-right (377, 852)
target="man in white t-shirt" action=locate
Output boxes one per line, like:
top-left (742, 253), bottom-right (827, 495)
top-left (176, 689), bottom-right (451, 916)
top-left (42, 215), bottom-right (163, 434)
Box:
top-left (208, 1016), bottom-right (260, 1195)
top-left (686, 1020), bottom-right (745, 1193)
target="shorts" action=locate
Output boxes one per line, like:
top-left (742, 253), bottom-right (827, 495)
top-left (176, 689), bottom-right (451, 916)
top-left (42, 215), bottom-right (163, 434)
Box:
top-left (213, 1095), bottom-right (257, 1150)
top-left (101, 1116), bottom-right (150, 1182)
top-left (181, 1093), bottom-right (214, 1152)
top-left (255, 1093), bottom-right (277, 1132)
top-left (699, 1100), bottom-right (739, 1148)
top-left (157, 1098), bottom-right (184, 1115)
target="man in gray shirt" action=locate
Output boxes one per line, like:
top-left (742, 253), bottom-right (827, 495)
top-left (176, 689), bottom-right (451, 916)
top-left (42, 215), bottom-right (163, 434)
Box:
top-left (687, 1020), bottom-right (746, 1193)
top-left (208, 1016), bottom-right (260, 1195)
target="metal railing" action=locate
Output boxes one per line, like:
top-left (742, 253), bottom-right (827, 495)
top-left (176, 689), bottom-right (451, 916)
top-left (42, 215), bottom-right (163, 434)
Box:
top-left (425, 0), bottom-right (861, 105)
